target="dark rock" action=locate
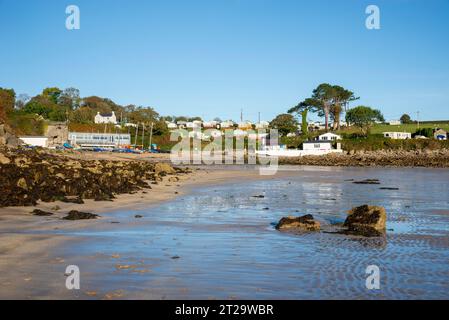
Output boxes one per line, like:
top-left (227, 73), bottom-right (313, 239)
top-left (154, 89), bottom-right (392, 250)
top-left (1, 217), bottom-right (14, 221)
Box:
top-left (61, 196), bottom-right (84, 204)
top-left (252, 195), bottom-right (265, 198)
top-left (63, 210), bottom-right (99, 220)
top-left (32, 209), bottom-right (53, 216)
top-left (353, 179), bottom-right (380, 185)
top-left (276, 214), bottom-right (321, 232)
top-left (343, 205), bottom-right (386, 237)
top-left (379, 187), bottom-right (399, 190)
top-left (134, 215), bottom-right (143, 218)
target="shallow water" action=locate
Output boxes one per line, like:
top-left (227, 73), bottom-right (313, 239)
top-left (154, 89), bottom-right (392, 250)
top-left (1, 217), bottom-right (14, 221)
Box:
top-left (56, 166), bottom-right (449, 299)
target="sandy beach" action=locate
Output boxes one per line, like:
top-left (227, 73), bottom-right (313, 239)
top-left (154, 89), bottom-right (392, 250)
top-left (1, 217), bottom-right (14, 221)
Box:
top-left (0, 166), bottom-right (282, 299)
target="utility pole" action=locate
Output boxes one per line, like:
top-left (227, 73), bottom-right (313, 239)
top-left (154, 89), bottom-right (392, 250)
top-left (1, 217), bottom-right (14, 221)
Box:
top-left (134, 123), bottom-right (139, 147)
top-left (258, 112), bottom-right (261, 124)
top-left (141, 122), bottom-right (145, 149)
top-left (417, 111), bottom-right (420, 130)
top-left (149, 122), bottom-right (154, 151)
top-left (240, 108), bottom-right (243, 123)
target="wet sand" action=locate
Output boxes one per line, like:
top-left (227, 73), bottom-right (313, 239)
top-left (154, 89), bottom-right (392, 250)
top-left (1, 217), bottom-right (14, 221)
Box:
top-left (0, 167), bottom-right (287, 299)
top-left (1, 166), bottom-right (449, 299)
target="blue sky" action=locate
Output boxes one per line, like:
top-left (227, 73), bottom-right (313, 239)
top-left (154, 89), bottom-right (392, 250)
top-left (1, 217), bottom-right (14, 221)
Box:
top-left (1, 0), bottom-right (448, 122)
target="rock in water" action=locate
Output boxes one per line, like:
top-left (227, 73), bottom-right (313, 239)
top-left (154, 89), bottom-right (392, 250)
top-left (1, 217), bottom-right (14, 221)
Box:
top-left (63, 210), bottom-right (99, 220)
top-left (343, 205), bottom-right (386, 237)
top-left (32, 209), bottom-right (54, 216)
top-left (276, 214), bottom-right (321, 232)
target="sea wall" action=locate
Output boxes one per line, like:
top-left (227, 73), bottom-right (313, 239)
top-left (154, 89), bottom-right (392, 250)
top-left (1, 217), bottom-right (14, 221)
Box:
top-left (279, 149), bottom-right (449, 168)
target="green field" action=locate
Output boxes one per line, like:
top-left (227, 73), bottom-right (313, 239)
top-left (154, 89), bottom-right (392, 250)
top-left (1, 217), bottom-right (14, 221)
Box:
top-left (370, 123), bottom-right (449, 134)
top-left (335, 122), bottom-right (449, 136)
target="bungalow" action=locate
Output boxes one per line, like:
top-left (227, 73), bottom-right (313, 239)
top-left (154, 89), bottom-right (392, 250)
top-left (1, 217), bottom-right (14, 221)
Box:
top-left (383, 132), bottom-right (412, 140)
top-left (255, 121), bottom-right (270, 130)
top-left (220, 120), bottom-right (234, 129)
top-left (238, 121), bottom-right (253, 130)
top-left (388, 120), bottom-right (401, 126)
top-left (317, 133), bottom-right (342, 141)
top-left (203, 121), bottom-right (219, 129)
top-left (165, 122), bottom-right (178, 129)
top-left (434, 128), bottom-right (447, 140)
top-left (94, 111), bottom-right (117, 124)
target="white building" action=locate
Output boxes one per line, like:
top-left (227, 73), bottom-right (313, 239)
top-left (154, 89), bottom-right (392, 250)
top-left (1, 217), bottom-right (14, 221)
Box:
top-left (317, 133), bottom-right (342, 141)
top-left (220, 121), bottom-right (234, 129)
top-left (388, 120), bottom-right (401, 126)
top-left (69, 132), bottom-right (131, 148)
top-left (255, 121), bottom-right (270, 130)
top-left (203, 121), bottom-right (218, 129)
top-left (383, 132), bottom-right (412, 140)
top-left (19, 136), bottom-right (48, 148)
top-left (165, 121), bottom-right (178, 129)
top-left (238, 121), bottom-right (253, 129)
top-left (95, 111), bottom-right (117, 124)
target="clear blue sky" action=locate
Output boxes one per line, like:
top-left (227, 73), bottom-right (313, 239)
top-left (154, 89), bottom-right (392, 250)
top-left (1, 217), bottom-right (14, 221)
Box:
top-left (1, 0), bottom-right (448, 122)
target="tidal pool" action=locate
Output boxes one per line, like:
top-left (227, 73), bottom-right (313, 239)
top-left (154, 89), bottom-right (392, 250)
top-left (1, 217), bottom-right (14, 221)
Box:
top-left (50, 166), bottom-right (449, 299)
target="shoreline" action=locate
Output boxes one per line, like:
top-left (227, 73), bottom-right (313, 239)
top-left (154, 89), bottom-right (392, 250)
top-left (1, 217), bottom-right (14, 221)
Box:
top-left (0, 167), bottom-right (280, 299)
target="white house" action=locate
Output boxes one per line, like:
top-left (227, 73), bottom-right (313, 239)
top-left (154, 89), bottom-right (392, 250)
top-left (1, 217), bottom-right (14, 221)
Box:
top-left (19, 136), bottom-right (48, 148)
top-left (238, 121), bottom-right (253, 129)
top-left (95, 111), bottom-right (117, 124)
top-left (220, 120), bottom-right (234, 129)
top-left (203, 121), bottom-right (218, 129)
top-left (317, 133), bottom-right (342, 141)
top-left (255, 121), bottom-right (270, 130)
top-left (383, 132), bottom-right (412, 139)
top-left (233, 129), bottom-right (248, 137)
top-left (165, 121), bottom-right (178, 129)
top-left (388, 120), bottom-right (401, 126)
top-left (124, 123), bottom-right (137, 128)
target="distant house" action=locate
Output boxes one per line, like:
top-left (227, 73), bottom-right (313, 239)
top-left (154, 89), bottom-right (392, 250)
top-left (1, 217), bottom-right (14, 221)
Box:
top-left (176, 121), bottom-right (187, 129)
top-left (317, 133), bottom-right (342, 141)
top-left (124, 123), bottom-right (137, 128)
top-left (388, 120), bottom-right (401, 126)
top-left (203, 121), bottom-right (218, 129)
top-left (434, 128), bottom-right (447, 140)
top-left (220, 121), bottom-right (234, 129)
top-left (383, 132), bottom-right (411, 140)
top-left (302, 140), bottom-right (341, 152)
top-left (238, 121), bottom-right (253, 130)
top-left (95, 111), bottom-right (117, 124)
top-left (165, 121), bottom-right (178, 129)
top-left (255, 121), bottom-right (270, 130)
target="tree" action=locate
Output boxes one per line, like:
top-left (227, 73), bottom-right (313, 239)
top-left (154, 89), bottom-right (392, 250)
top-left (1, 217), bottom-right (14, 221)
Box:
top-left (330, 86), bottom-right (359, 129)
top-left (42, 87), bottom-right (62, 104)
top-left (270, 114), bottom-right (299, 136)
top-left (0, 88), bottom-right (16, 121)
top-left (288, 98), bottom-right (319, 136)
top-left (58, 87), bottom-right (80, 109)
top-left (15, 94), bottom-right (31, 110)
top-left (345, 106), bottom-right (384, 135)
top-left (311, 83), bottom-right (334, 131)
top-left (400, 114), bottom-right (412, 124)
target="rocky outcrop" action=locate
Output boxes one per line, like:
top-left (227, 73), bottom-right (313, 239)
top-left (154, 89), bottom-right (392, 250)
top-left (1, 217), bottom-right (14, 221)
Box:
top-left (0, 146), bottom-right (189, 207)
top-left (0, 124), bottom-right (20, 147)
top-left (343, 205), bottom-right (387, 237)
top-left (279, 149), bottom-right (449, 168)
top-left (63, 210), bottom-right (98, 220)
top-left (276, 214), bottom-right (321, 232)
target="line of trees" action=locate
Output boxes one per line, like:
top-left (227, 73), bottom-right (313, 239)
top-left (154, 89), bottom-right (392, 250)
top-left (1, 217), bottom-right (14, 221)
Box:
top-left (0, 86), bottom-right (169, 136)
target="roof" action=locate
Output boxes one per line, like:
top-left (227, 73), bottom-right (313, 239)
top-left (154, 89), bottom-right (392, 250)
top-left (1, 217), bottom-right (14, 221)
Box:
top-left (97, 111), bottom-right (114, 117)
top-left (303, 140), bottom-right (332, 144)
